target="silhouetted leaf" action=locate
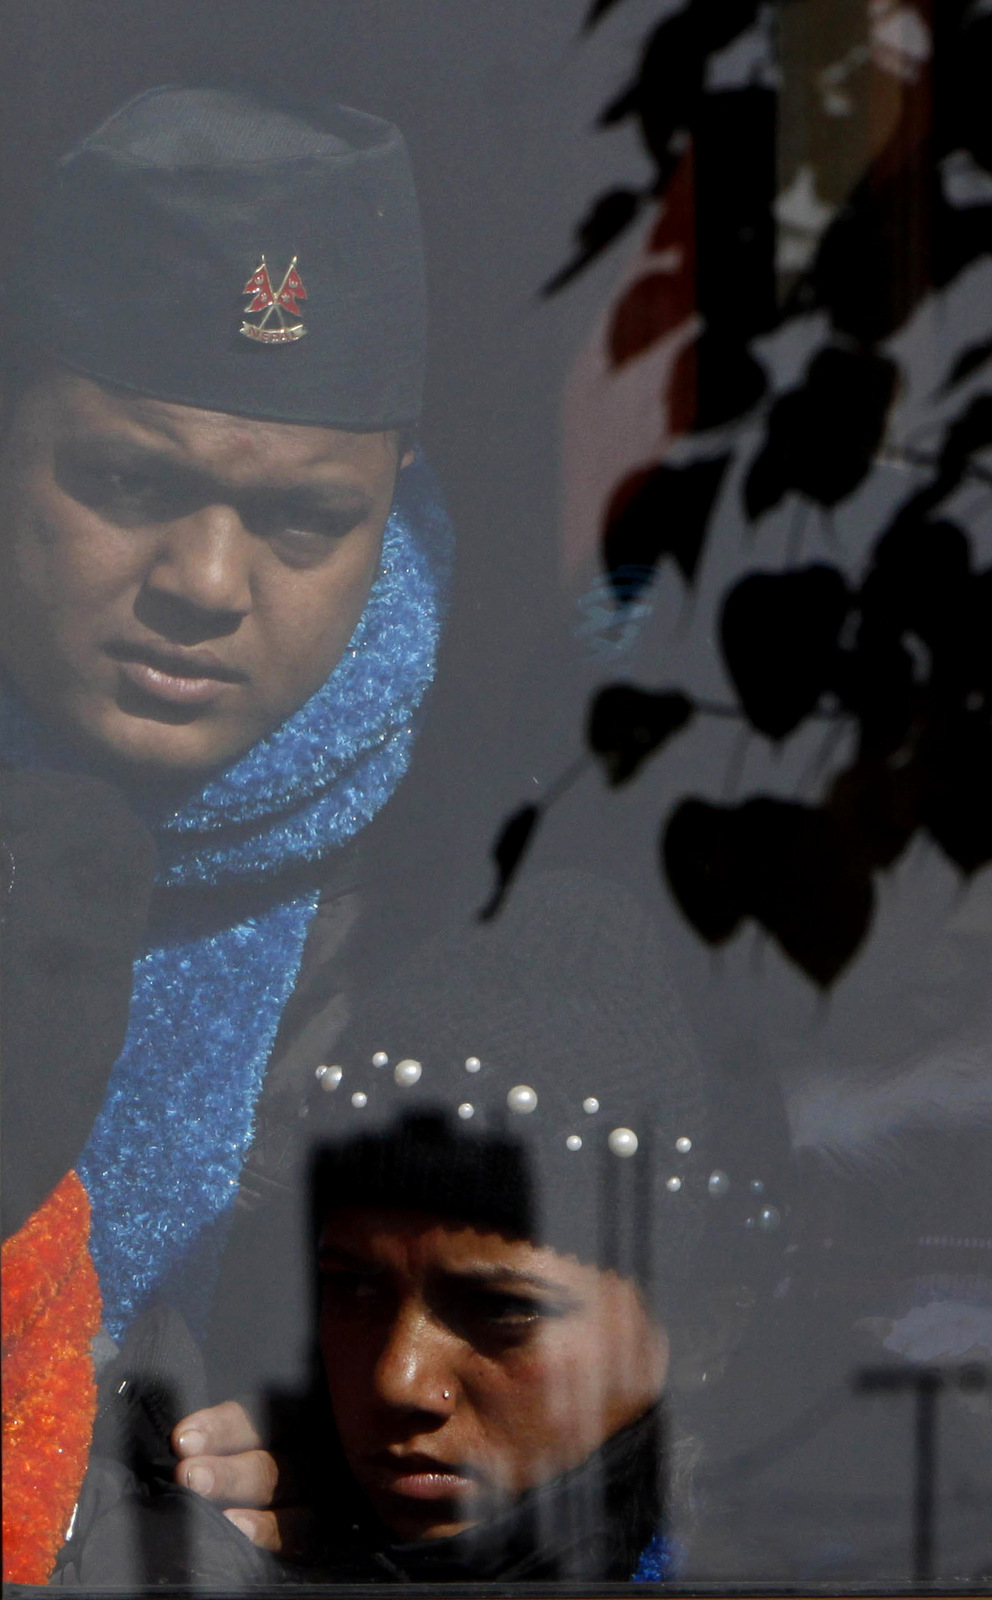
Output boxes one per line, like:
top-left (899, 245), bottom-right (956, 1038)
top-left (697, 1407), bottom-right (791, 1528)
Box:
top-left (721, 565), bottom-right (851, 740)
top-left (597, 14), bottom-right (700, 140)
top-left (669, 328), bottom-right (768, 434)
top-left (543, 188), bottom-right (645, 295)
top-left (943, 336), bottom-right (992, 391)
top-left (583, 0), bottom-right (629, 30)
top-left (859, 515), bottom-right (971, 651)
top-left (812, 156), bottom-right (935, 344)
top-left (837, 625), bottom-right (919, 759)
top-left (663, 799), bottom-right (745, 945)
top-left (736, 798), bottom-right (874, 985)
top-left (479, 804), bottom-right (543, 922)
top-left (602, 455), bottom-right (730, 601)
top-left (588, 685), bottom-right (694, 785)
top-left (949, 567), bottom-right (992, 707)
top-left (664, 794), bottom-right (874, 983)
top-left (920, 713), bottom-right (992, 873)
top-left (599, 1), bottom-right (761, 159)
top-left (745, 349), bottom-right (898, 519)
top-left (935, 200), bottom-right (992, 298)
top-left (933, 395), bottom-right (992, 499)
top-left (693, 89), bottom-right (778, 342)
top-left (849, 514), bottom-right (978, 749)
top-left (954, 13), bottom-right (992, 173)
top-left (826, 756), bottom-right (922, 872)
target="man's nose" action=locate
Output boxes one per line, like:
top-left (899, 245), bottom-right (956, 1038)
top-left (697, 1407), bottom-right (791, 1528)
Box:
top-left (144, 504), bottom-right (253, 619)
top-left (372, 1304), bottom-right (457, 1420)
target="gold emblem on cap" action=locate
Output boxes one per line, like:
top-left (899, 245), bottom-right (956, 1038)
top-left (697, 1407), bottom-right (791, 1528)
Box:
top-left (240, 255), bottom-right (307, 343)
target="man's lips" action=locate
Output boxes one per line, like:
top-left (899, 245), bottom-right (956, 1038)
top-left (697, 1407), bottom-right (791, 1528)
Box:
top-left (107, 643), bottom-right (247, 707)
top-left (365, 1452), bottom-right (481, 1504)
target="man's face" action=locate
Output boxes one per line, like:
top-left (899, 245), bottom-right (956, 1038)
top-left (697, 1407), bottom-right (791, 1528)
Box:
top-left (319, 1207), bottom-right (668, 1542)
top-left (0, 372), bottom-right (401, 780)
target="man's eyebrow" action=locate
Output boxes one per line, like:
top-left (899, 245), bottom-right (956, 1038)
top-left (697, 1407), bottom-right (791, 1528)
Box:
top-left (265, 481), bottom-right (375, 515)
top-left (59, 435), bottom-right (375, 511)
top-left (57, 436), bottom-right (217, 498)
top-left (60, 434), bottom-right (186, 469)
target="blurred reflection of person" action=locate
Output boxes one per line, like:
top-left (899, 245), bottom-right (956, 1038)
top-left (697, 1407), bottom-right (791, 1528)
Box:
top-left (176, 869), bottom-right (992, 1588)
top-left (299, 873), bottom-right (788, 1584)
top-left (309, 1113), bottom-right (673, 1582)
top-left (61, 870), bottom-right (789, 1585)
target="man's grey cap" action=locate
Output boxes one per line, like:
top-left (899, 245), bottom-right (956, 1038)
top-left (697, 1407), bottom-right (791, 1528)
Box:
top-left (17, 87), bottom-right (426, 429)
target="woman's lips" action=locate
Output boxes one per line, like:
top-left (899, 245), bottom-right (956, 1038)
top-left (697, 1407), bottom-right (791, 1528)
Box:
top-left (368, 1454), bottom-right (479, 1503)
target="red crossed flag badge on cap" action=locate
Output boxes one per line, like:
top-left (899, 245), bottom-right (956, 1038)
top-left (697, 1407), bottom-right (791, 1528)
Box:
top-left (240, 255), bottom-right (308, 344)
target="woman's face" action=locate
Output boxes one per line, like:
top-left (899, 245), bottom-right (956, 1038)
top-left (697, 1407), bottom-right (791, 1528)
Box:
top-left (319, 1206), bottom-right (668, 1541)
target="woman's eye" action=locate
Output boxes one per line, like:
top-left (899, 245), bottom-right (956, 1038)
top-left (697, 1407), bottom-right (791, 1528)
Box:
top-left (437, 1283), bottom-right (567, 1340)
top-left (477, 1293), bottom-right (547, 1328)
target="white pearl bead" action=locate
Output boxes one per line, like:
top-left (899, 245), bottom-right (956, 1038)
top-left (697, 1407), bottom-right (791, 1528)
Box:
top-left (582, 1097), bottom-right (600, 1115)
top-left (666, 1175), bottom-right (682, 1192)
top-left (372, 1051), bottom-right (389, 1068)
top-left (707, 1170), bottom-right (730, 1197)
top-left (608, 1127), bottom-right (638, 1157)
top-left (675, 1136), bottom-right (692, 1154)
top-left (758, 1205), bottom-right (781, 1231)
top-left (317, 1065), bottom-right (343, 1091)
top-left (457, 1103), bottom-right (474, 1119)
top-left (566, 1135), bottom-right (582, 1151)
top-left (464, 1056), bottom-right (482, 1073)
top-left (507, 1085), bottom-right (537, 1114)
top-left (351, 1091), bottom-right (368, 1108)
top-left (394, 1058), bottom-right (422, 1086)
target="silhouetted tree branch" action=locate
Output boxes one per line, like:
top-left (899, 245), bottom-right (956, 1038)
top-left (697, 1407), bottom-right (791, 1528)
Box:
top-left (486, 0), bottom-right (992, 986)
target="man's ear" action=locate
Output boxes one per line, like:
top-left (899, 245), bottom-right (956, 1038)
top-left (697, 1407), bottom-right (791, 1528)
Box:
top-left (393, 425), bottom-right (416, 469)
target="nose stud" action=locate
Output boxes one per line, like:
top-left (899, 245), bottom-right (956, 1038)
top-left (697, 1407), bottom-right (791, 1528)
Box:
top-left (443, 1389), bottom-right (451, 1401)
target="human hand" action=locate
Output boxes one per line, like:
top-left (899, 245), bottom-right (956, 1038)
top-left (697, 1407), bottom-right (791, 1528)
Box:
top-left (172, 1400), bottom-right (291, 1553)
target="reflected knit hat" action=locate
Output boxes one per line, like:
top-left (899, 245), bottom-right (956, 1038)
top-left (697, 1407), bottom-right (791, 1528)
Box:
top-left (309, 870), bottom-right (791, 1307)
top-left (11, 86), bottom-right (426, 429)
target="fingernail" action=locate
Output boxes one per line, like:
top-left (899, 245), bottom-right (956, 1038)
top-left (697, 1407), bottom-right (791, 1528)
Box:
top-left (225, 1512), bottom-right (254, 1539)
top-left (186, 1464), bottom-right (214, 1495)
top-left (176, 1429), bottom-right (207, 1457)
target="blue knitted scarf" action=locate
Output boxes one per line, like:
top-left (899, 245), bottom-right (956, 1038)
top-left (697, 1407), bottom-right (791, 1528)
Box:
top-left (3, 456), bottom-right (450, 1338)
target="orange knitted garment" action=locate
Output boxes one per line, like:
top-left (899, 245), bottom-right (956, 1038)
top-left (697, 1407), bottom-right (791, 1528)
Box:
top-left (2, 1170), bottom-right (102, 1583)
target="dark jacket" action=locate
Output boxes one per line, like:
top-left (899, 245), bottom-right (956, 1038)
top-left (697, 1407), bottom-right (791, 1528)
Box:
top-left (55, 1346), bottom-right (669, 1590)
